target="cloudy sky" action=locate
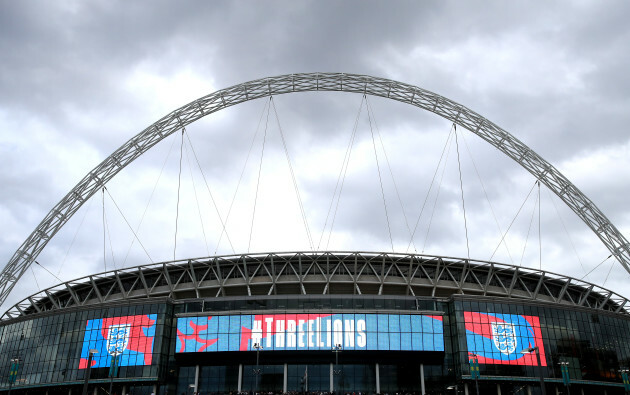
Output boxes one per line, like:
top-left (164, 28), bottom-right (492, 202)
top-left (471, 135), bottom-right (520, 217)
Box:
top-left (1, 1), bottom-right (629, 313)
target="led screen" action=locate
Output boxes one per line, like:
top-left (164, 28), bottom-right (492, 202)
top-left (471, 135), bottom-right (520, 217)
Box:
top-left (79, 314), bottom-right (157, 369)
top-left (464, 311), bottom-right (546, 366)
top-left (176, 313), bottom-right (443, 352)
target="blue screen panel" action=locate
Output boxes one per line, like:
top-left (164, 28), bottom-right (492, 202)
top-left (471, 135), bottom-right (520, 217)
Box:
top-left (176, 313), bottom-right (443, 353)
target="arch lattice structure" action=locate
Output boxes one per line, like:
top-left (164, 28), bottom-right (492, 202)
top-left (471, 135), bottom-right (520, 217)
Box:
top-left (2, 72), bottom-right (629, 310)
top-left (3, 251), bottom-right (629, 320)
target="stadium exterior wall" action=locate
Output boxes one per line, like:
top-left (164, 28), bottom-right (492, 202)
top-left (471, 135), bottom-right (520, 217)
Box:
top-left (0, 253), bottom-right (629, 395)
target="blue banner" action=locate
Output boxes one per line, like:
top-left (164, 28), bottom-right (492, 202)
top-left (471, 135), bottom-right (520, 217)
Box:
top-left (176, 313), bottom-right (444, 353)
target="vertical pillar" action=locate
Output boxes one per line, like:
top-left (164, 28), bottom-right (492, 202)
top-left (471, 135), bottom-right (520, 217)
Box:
top-left (420, 363), bottom-right (425, 395)
top-left (238, 364), bottom-right (243, 392)
top-left (464, 383), bottom-right (469, 395)
top-left (69, 389), bottom-right (73, 395)
top-left (329, 363), bottom-right (334, 393)
top-left (283, 364), bottom-right (288, 394)
top-left (555, 386), bottom-right (560, 395)
top-left (194, 365), bottom-right (200, 395)
top-left (375, 363), bottom-right (380, 395)
top-left (93, 387), bottom-right (98, 395)
top-left (581, 388), bottom-right (584, 395)
top-left (527, 385), bottom-right (532, 395)
top-left (496, 383), bottom-right (501, 395)
top-left (153, 385), bottom-right (157, 395)
top-left (122, 385), bottom-right (127, 395)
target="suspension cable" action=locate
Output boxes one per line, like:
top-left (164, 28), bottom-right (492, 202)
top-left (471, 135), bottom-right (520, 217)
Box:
top-left (520, 184), bottom-right (540, 266)
top-left (366, 95), bottom-right (394, 252)
top-left (30, 266), bottom-right (40, 291)
top-left (545, 187), bottom-right (588, 278)
top-left (35, 260), bottom-right (63, 283)
top-left (422, 127), bottom-right (455, 253)
top-left (103, 187), bottom-right (153, 262)
top-left (56, 195), bottom-right (94, 276)
top-left (580, 254), bottom-right (613, 280)
top-left (602, 257), bottom-right (616, 286)
top-left (184, 131), bottom-right (236, 254)
top-left (215, 98), bottom-right (271, 254)
top-left (248, 97), bottom-right (271, 252)
top-left (102, 190), bottom-right (118, 270)
top-left (406, 126), bottom-right (454, 253)
top-left (454, 125), bottom-right (470, 259)
top-left (537, 180), bottom-right (542, 270)
top-left (183, 140), bottom-right (210, 256)
top-left (102, 187), bottom-right (106, 272)
top-left (320, 95), bottom-right (365, 250)
top-left (459, 130), bottom-right (514, 264)
top-left (174, 128), bottom-right (185, 260)
top-left (270, 97), bottom-right (314, 250)
top-left (365, 96), bottom-right (416, 252)
top-left (122, 130), bottom-right (179, 267)
top-left (489, 180), bottom-right (539, 261)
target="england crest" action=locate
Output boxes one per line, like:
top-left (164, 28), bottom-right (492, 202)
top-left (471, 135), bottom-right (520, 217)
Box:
top-left (491, 322), bottom-right (517, 355)
top-left (107, 324), bottom-right (131, 356)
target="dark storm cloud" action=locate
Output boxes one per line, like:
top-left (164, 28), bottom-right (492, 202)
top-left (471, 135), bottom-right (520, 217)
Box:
top-left (1, 0), bottom-right (630, 311)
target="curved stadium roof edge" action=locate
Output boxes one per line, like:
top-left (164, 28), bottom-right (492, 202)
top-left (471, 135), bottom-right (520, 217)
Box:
top-left (4, 251), bottom-right (629, 321)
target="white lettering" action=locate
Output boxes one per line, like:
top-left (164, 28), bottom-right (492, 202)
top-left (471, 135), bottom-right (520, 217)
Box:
top-left (326, 319), bottom-right (331, 347)
top-left (344, 320), bottom-right (355, 347)
top-left (265, 317), bottom-right (274, 348)
top-left (287, 320), bottom-right (296, 347)
top-left (333, 319), bottom-right (343, 346)
top-left (298, 319), bottom-right (306, 348)
top-left (308, 319), bottom-right (315, 347)
top-left (252, 320), bottom-right (263, 347)
top-left (316, 318), bottom-right (324, 347)
top-left (275, 320), bottom-right (285, 348)
top-left (357, 319), bottom-right (366, 348)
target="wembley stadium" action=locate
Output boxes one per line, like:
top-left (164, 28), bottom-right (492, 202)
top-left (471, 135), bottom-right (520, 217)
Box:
top-left (1, 74), bottom-right (630, 395)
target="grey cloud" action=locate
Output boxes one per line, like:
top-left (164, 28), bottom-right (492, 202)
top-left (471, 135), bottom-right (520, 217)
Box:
top-left (1, 1), bottom-right (630, 310)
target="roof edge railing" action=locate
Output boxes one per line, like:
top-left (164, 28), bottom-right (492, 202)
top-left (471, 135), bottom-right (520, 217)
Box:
top-left (2, 251), bottom-right (628, 320)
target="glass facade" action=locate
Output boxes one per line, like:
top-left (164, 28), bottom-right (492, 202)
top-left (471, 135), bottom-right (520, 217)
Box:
top-left (0, 294), bottom-right (629, 395)
top-left (455, 297), bottom-right (630, 386)
top-left (0, 303), bottom-right (167, 391)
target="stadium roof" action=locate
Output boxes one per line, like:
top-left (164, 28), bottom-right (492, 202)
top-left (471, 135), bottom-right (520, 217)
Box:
top-left (3, 251), bottom-right (628, 321)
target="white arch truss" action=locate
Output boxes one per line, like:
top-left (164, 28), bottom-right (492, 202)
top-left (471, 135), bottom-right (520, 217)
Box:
top-left (4, 251), bottom-right (629, 320)
top-left (2, 72), bottom-right (629, 309)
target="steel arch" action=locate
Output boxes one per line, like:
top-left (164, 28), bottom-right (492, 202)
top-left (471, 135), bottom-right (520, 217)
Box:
top-left (2, 72), bottom-right (629, 309)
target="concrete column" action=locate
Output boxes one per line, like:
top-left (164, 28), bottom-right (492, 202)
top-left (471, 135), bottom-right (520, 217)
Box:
top-left (93, 387), bottom-right (98, 395)
top-left (375, 363), bottom-right (380, 395)
top-left (122, 385), bottom-right (127, 395)
top-left (581, 389), bottom-right (585, 395)
top-left (527, 385), bottom-right (532, 395)
top-left (238, 364), bottom-right (243, 392)
top-left (329, 363), bottom-right (334, 393)
top-left (69, 389), bottom-right (73, 395)
top-left (555, 386), bottom-right (560, 395)
top-left (496, 383), bottom-right (501, 395)
top-left (194, 365), bottom-right (200, 394)
top-left (283, 364), bottom-right (288, 394)
top-left (464, 383), bottom-right (469, 395)
top-left (420, 363), bottom-right (425, 395)
top-left (152, 385), bottom-right (157, 395)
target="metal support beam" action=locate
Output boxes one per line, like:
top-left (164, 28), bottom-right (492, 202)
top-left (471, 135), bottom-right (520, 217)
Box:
top-left (1, 73), bottom-right (629, 310)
